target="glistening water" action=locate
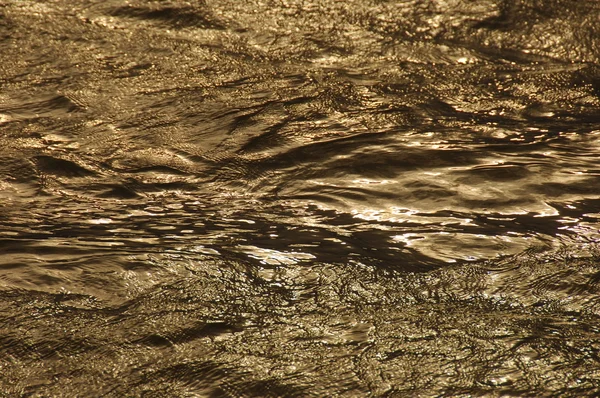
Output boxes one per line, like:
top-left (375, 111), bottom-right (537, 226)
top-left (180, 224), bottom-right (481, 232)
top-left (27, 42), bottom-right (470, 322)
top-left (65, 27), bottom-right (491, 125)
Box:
top-left (1, 0), bottom-right (600, 396)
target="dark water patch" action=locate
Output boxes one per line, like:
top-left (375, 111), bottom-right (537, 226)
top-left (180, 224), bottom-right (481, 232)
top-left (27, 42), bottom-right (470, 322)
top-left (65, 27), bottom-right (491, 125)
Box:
top-left (107, 4), bottom-right (226, 30)
top-left (1, 94), bottom-right (84, 121)
top-left (95, 183), bottom-right (142, 199)
top-left (34, 155), bottom-right (96, 178)
top-left (134, 321), bottom-right (243, 348)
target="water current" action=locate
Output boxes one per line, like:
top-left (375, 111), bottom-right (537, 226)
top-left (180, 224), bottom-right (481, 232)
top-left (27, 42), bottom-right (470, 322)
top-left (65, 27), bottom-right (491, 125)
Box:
top-left (1, 0), bottom-right (600, 396)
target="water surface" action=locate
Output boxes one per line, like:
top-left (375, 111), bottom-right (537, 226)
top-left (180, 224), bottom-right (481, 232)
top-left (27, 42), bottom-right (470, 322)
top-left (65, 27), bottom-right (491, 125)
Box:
top-left (1, 0), bottom-right (600, 396)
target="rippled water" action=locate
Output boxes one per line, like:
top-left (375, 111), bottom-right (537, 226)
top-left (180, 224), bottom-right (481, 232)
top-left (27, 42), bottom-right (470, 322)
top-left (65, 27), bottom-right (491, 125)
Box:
top-left (1, 0), bottom-right (600, 396)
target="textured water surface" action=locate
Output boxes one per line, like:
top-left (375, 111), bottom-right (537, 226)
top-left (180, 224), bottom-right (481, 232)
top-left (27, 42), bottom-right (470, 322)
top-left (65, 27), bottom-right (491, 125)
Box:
top-left (1, 0), bottom-right (600, 396)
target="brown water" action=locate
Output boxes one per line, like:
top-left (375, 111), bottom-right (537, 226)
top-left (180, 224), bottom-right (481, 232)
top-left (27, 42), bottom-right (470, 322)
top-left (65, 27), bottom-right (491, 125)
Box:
top-left (1, 0), bottom-right (600, 396)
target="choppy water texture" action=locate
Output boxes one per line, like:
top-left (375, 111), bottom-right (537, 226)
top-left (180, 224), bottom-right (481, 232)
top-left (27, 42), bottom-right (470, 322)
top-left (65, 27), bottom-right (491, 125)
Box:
top-left (1, 0), bottom-right (600, 396)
